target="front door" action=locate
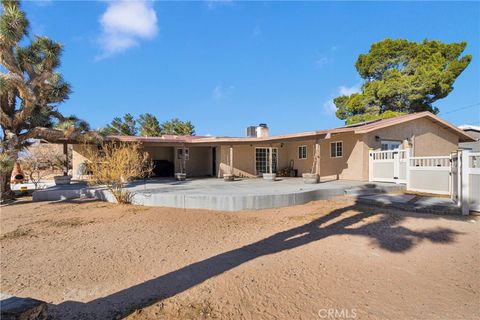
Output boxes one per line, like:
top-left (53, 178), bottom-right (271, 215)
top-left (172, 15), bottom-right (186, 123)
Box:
top-left (255, 148), bottom-right (278, 175)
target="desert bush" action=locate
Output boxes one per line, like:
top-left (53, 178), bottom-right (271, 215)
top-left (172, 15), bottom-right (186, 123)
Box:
top-left (85, 142), bottom-right (152, 203)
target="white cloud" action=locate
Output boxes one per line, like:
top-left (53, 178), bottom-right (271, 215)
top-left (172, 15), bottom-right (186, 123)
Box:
top-left (212, 85), bottom-right (234, 100)
top-left (322, 84), bottom-right (361, 115)
top-left (97, 0), bottom-right (158, 59)
top-left (322, 100), bottom-right (337, 114)
top-left (339, 85), bottom-right (361, 96)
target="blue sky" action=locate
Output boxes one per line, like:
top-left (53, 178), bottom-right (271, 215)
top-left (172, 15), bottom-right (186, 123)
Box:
top-left (21, 0), bottom-right (480, 136)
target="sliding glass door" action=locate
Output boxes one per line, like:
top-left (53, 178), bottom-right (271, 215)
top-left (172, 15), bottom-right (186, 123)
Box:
top-left (255, 148), bottom-right (278, 175)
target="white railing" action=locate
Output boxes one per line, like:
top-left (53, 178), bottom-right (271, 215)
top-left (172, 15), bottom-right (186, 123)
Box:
top-left (409, 156), bottom-right (450, 168)
top-left (370, 149), bottom-right (407, 161)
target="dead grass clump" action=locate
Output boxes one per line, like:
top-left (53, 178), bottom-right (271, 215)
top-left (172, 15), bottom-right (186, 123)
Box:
top-left (126, 299), bottom-right (218, 320)
top-left (1, 228), bottom-right (33, 240)
top-left (47, 218), bottom-right (91, 228)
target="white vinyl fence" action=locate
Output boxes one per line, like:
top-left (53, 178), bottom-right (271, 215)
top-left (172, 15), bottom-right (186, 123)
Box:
top-left (369, 148), bottom-right (480, 215)
top-left (407, 156), bottom-right (451, 195)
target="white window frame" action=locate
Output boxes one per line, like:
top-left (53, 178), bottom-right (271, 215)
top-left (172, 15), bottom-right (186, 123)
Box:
top-left (380, 140), bottom-right (402, 151)
top-left (298, 145), bottom-right (307, 160)
top-left (330, 141), bottom-right (343, 158)
top-left (177, 148), bottom-right (189, 160)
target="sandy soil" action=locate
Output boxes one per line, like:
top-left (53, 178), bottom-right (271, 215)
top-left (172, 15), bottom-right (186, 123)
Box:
top-left (0, 197), bottom-right (478, 320)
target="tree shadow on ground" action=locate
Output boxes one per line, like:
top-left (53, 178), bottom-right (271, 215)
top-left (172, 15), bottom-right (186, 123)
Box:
top-left (51, 201), bottom-right (461, 319)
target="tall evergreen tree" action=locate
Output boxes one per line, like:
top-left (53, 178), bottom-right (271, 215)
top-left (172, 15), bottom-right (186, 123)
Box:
top-left (138, 113), bottom-right (161, 136)
top-left (334, 39), bottom-right (472, 124)
top-left (100, 113), bottom-right (137, 136)
top-left (160, 118), bottom-right (195, 136)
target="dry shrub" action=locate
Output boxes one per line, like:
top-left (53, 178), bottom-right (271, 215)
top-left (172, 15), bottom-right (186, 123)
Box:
top-left (85, 142), bottom-right (152, 204)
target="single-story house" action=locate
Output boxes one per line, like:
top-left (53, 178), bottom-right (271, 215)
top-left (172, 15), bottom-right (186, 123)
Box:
top-left (459, 125), bottom-right (480, 152)
top-left (71, 111), bottom-right (475, 182)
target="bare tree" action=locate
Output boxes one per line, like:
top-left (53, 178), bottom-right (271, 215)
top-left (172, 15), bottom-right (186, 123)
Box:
top-left (20, 143), bottom-right (63, 189)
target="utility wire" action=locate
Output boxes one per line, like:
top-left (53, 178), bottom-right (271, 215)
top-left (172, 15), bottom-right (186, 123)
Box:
top-left (439, 102), bottom-right (480, 115)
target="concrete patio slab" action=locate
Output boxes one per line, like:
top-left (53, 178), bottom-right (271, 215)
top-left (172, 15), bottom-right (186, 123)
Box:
top-left (32, 178), bottom-right (405, 211)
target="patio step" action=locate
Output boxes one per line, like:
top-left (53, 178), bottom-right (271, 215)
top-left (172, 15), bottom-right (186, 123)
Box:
top-left (344, 183), bottom-right (406, 196)
top-left (356, 194), bottom-right (462, 215)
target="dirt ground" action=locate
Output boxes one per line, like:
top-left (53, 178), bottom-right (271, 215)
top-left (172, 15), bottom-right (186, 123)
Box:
top-left (0, 197), bottom-right (478, 320)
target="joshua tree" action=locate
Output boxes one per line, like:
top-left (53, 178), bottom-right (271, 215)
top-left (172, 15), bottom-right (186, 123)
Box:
top-left (0, 1), bottom-right (92, 201)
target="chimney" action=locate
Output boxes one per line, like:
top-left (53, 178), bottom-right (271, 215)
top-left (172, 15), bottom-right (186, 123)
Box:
top-left (256, 123), bottom-right (269, 138)
top-left (246, 126), bottom-right (257, 138)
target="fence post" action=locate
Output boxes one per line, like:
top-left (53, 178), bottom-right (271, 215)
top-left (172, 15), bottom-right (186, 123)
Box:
top-left (461, 150), bottom-right (470, 215)
top-left (458, 150), bottom-right (463, 207)
top-left (393, 151), bottom-right (399, 184)
top-left (368, 149), bottom-right (373, 182)
top-left (406, 148), bottom-right (411, 191)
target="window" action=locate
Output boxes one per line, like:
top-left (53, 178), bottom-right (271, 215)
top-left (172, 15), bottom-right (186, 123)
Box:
top-left (177, 148), bottom-right (189, 160)
top-left (255, 148), bottom-right (278, 175)
top-left (298, 145), bottom-right (307, 160)
top-left (330, 141), bottom-right (343, 158)
top-left (380, 140), bottom-right (401, 151)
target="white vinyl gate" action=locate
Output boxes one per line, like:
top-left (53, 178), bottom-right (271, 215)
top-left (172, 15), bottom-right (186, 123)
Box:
top-left (368, 150), bottom-right (407, 184)
top-left (369, 148), bottom-right (480, 214)
top-left (460, 151), bottom-right (480, 214)
top-left (407, 156), bottom-right (451, 195)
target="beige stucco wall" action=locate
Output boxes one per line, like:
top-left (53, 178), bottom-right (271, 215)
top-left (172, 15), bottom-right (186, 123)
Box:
top-left (285, 140), bottom-right (316, 175)
top-left (174, 146), bottom-right (213, 177)
top-left (218, 143), bottom-right (289, 178)
top-left (216, 137), bottom-right (364, 180)
top-left (362, 117), bottom-right (459, 155)
top-left (319, 133), bottom-right (365, 181)
top-left (72, 144), bottom-right (97, 179)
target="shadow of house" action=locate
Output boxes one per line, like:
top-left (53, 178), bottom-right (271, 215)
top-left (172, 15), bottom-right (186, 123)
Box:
top-left (51, 202), bottom-right (460, 319)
